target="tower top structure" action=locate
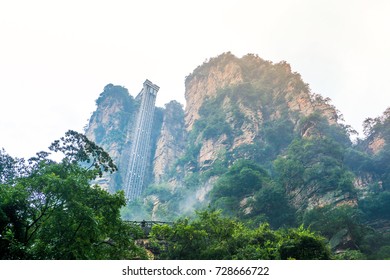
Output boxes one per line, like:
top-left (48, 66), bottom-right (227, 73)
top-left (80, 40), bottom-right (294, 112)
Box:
top-left (136, 79), bottom-right (160, 100)
top-left (144, 79), bottom-right (160, 92)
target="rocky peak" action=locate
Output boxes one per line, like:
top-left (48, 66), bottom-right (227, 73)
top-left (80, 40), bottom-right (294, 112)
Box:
top-left (180, 53), bottom-right (340, 174)
top-left (184, 52), bottom-right (244, 130)
top-left (184, 53), bottom-right (338, 132)
top-left (85, 84), bottom-right (135, 162)
top-left (362, 107), bottom-right (390, 155)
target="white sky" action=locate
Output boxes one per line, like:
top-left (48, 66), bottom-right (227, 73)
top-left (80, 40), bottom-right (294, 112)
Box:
top-left (1, 0), bottom-right (390, 159)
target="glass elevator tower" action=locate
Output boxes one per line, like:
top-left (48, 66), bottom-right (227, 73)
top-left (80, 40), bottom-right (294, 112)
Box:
top-left (124, 79), bottom-right (159, 201)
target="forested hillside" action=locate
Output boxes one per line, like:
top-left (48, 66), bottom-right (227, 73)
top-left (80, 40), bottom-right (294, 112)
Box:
top-left (2, 53), bottom-right (390, 259)
top-left (125, 53), bottom-right (390, 259)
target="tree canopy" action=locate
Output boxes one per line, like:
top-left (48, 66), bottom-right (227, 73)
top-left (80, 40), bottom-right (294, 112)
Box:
top-left (149, 210), bottom-right (331, 260)
top-left (0, 131), bottom-right (147, 260)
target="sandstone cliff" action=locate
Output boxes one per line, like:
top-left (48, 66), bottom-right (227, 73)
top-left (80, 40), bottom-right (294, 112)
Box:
top-left (184, 52), bottom-right (338, 131)
top-left (184, 53), bottom-right (244, 130)
top-left (83, 53), bottom-right (390, 256)
top-left (84, 54), bottom-right (343, 200)
top-left (153, 101), bottom-right (187, 183)
top-left (85, 84), bottom-right (138, 191)
top-left (181, 53), bottom-right (340, 174)
top-left (84, 53), bottom-right (387, 219)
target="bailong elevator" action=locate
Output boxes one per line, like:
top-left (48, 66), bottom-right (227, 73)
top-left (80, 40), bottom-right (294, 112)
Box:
top-left (124, 79), bottom-right (159, 201)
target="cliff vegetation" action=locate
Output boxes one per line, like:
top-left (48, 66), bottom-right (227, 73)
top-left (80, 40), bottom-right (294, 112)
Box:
top-left (2, 52), bottom-right (390, 260)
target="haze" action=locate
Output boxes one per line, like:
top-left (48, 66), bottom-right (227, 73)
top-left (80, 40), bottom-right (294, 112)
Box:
top-left (1, 0), bottom-right (389, 158)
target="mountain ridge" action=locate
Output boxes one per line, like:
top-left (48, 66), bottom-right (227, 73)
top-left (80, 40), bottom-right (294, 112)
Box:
top-left (83, 52), bottom-right (390, 257)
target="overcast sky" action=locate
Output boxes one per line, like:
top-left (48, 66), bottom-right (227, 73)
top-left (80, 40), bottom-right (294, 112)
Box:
top-left (1, 0), bottom-right (390, 159)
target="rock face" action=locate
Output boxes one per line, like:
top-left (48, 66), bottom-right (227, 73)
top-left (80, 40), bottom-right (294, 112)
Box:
top-left (84, 53), bottom-right (344, 209)
top-left (184, 52), bottom-right (338, 132)
top-left (368, 136), bottom-right (386, 155)
top-left (82, 53), bottom-right (390, 252)
top-left (85, 84), bottom-right (138, 191)
top-left (85, 84), bottom-right (135, 162)
top-left (184, 53), bottom-right (244, 130)
top-left (153, 101), bottom-right (187, 183)
top-left (181, 52), bottom-right (339, 173)
top-left (361, 107), bottom-right (390, 155)
top-left (84, 53), bottom-right (371, 214)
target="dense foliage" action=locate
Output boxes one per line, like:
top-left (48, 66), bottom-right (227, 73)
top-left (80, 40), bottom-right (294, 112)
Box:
top-left (149, 210), bottom-right (331, 260)
top-left (209, 159), bottom-right (295, 228)
top-left (0, 131), bottom-right (147, 259)
top-left (146, 71), bottom-right (390, 259)
top-left (143, 53), bottom-right (390, 260)
top-left (4, 54), bottom-right (390, 260)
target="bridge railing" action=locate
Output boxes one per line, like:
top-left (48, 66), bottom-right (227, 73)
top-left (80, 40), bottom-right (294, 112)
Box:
top-left (125, 220), bottom-right (173, 228)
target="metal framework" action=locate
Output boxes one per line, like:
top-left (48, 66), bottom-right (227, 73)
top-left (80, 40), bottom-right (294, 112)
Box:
top-left (124, 79), bottom-right (159, 201)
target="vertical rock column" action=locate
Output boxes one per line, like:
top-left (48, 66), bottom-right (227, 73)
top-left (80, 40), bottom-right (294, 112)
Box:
top-left (124, 79), bottom-right (159, 201)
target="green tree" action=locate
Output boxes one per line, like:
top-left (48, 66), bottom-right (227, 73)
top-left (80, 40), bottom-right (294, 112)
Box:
top-left (0, 149), bottom-right (27, 184)
top-left (209, 160), bottom-right (295, 227)
top-left (359, 191), bottom-right (390, 221)
top-left (361, 107), bottom-right (390, 190)
top-left (274, 137), bottom-right (355, 194)
top-left (278, 226), bottom-right (331, 260)
top-left (251, 185), bottom-right (296, 228)
top-left (0, 131), bottom-right (147, 259)
top-left (149, 210), bottom-right (331, 260)
top-left (210, 159), bottom-right (269, 199)
top-left (209, 160), bottom-right (270, 217)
